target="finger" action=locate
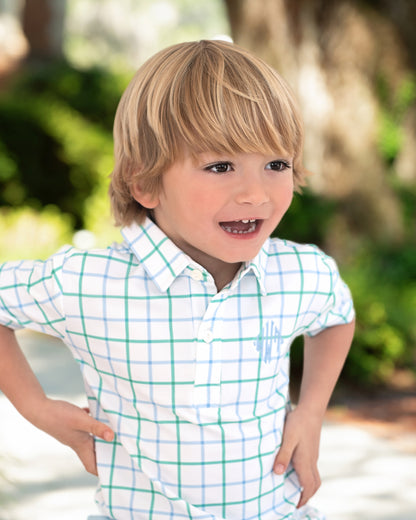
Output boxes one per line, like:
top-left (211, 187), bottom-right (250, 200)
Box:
top-left (74, 434), bottom-right (99, 476)
top-left (273, 442), bottom-right (295, 475)
top-left (297, 470), bottom-right (321, 508)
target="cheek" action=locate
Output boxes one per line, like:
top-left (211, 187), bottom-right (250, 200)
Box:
top-left (284, 189), bottom-right (294, 210)
top-left (276, 181), bottom-right (294, 213)
top-left (186, 186), bottom-right (221, 214)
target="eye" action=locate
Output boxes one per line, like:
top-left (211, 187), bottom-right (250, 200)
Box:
top-left (204, 162), bottom-right (233, 174)
top-left (266, 160), bottom-right (292, 172)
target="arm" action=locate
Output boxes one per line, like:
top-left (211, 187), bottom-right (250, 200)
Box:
top-left (0, 324), bottom-right (114, 475)
top-left (273, 320), bottom-right (355, 507)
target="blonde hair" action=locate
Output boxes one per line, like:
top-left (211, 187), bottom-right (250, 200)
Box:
top-left (109, 39), bottom-right (306, 226)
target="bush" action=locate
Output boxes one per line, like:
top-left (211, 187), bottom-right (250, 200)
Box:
top-left (0, 61), bottom-right (125, 229)
top-left (342, 244), bottom-right (416, 385)
top-left (14, 61), bottom-right (128, 131)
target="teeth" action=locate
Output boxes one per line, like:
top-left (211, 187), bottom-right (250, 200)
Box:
top-left (222, 220), bottom-right (258, 234)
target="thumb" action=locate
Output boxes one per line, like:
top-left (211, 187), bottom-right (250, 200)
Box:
top-left (92, 419), bottom-right (115, 442)
top-left (80, 409), bottom-right (114, 442)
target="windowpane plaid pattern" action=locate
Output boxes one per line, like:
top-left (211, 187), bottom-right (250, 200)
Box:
top-left (0, 218), bottom-right (354, 520)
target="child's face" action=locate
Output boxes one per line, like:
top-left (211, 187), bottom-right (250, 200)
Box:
top-left (135, 151), bottom-right (294, 284)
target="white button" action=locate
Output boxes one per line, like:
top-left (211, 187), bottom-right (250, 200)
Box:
top-left (191, 269), bottom-right (204, 281)
top-left (201, 329), bottom-right (214, 343)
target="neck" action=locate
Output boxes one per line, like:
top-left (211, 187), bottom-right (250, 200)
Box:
top-left (208, 261), bottom-right (242, 292)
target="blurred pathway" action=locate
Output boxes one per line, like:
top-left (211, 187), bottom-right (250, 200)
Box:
top-left (1, 331), bottom-right (415, 520)
top-left (0, 331), bottom-right (99, 520)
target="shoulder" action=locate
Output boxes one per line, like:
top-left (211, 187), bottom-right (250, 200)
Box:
top-left (40, 240), bottom-right (139, 280)
top-left (263, 237), bottom-right (343, 297)
top-left (266, 237), bottom-right (337, 273)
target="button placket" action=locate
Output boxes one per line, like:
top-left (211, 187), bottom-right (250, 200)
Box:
top-left (193, 302), bottom-right (223, 408)
top-left (200, 328), bottom-right (213, 344)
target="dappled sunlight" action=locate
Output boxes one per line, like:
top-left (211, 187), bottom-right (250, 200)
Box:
top-left (0, 206), bottom-right (73, 261)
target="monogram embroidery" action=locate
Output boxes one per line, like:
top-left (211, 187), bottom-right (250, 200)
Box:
top-left (254, 320), bottom-right (282, 364)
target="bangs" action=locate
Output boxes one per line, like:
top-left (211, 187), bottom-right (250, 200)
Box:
top-left (146, 40), bottom-right (303, 162)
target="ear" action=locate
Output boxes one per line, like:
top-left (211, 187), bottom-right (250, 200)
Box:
top-left (130, 181), bottom-right (160, 209)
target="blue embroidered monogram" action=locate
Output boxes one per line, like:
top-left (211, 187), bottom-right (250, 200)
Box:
top-left (255, 320), bottom-right (282, 364)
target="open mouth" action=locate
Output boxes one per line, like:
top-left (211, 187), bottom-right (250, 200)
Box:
top-left (219, 219), bottom-right (261, 235)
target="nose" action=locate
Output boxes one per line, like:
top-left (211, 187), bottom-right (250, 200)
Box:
top-left (235, 173), bottom-right (270, 206)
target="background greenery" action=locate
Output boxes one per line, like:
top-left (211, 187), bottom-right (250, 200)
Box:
top-left (0, 0), bottom-right (415, 390)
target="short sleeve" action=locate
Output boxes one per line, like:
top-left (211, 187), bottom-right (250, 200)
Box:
top-left (304, 251), bottom-right (355, 337)
top-left (0, 247), bottom-right (70, 339)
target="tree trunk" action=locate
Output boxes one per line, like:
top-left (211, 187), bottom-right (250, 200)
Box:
top-left (224, 0), bottom-right (415, 250)
top-left (22, 0), bottom-right (66, 61)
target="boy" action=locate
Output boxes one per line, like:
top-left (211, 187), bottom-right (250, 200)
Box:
top-left (0, 40), bottom-right (355, 519)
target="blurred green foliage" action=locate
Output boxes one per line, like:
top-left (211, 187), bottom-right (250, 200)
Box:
top-left (15, 61), bottom-right (128, 130)
top-left (0, 61), bottom-right (415, 388)
top-left (377, 72), bottom-right (416, 164)
top-left (0, 61), bottom-right (126, 230)
top-left (342, 243), bottom-right (416, 384)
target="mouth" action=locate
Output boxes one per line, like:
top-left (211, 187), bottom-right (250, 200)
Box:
top-left (219, 219), bottom-right (262, 235)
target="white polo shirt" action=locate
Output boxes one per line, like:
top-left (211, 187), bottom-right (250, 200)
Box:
top-left (0, 218), bottom-right (354, 519)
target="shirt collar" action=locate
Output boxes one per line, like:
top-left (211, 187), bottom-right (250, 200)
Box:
top-left (122, 217), bottom-right (269, 295)
top-left (233, 240), bottom-right (269, 296)
top-left (121, 218), bottom-right (191, 292)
